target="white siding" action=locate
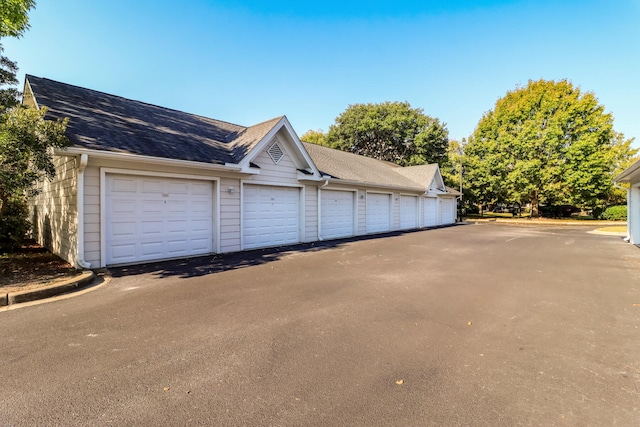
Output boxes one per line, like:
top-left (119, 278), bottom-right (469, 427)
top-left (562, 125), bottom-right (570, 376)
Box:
top-left (391, 192), bottom-right (400, 230)
top-left (30, 155), bottom-right (78, 266)
top-left (248, 146), bottom-right (299, 185)
top-left (357, 190), bottom-right (367, 235)
top-left (305, 185), bottom-right (318, 242)
top-left (220, 177), bottom-right (241, 253)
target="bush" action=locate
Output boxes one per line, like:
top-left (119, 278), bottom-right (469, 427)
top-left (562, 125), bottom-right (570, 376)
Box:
top-left (601, 205), bottom-right (627, 221)
top-left (539, 205), bottom-right (579, 218)
top-left (0, 196), bottom-right (31, 252)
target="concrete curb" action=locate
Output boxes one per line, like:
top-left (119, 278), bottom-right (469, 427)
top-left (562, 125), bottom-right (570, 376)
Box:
top-left (1, 271), bottom-right (96, 307)
top-left (464, 218), bottom-right (626, 226)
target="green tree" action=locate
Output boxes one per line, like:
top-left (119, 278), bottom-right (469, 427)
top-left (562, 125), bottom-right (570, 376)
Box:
top-left (300, 129), bottom-right (328, 146)
top-left (0, 0), bottom-right (70, 250)
top-left (0, 0), bottom-right (35, 37)
top-left (325, 101), bottom-right (449, 166)
top-left (0, 46), bottom-right (19, 108)
top-left (440, 138), bottom-right (463, 188)
top-left (464, 79), bottom-right (636, 216)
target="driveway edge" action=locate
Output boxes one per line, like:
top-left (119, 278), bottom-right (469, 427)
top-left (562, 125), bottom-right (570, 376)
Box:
top-left (2, 271), bottom-right (96, 306)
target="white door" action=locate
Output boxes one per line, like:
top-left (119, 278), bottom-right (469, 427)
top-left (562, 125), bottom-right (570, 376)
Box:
top-left (366, 193), bottom-right (391, 233)
top-left (105, 174), bottom-right (213, 265)
top-left (423, 197), bottom-right (437, 227)
top-left (320, 190), bottom-right (354, 240)
top-left (399, 195), bottom-right (418, 230)
top-left (243, 184), bottom-right (300, 249)
top-left (441, 198), bottom-right (456, 224)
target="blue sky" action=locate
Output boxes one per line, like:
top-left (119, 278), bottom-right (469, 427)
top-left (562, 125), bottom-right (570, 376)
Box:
top-left (3, 0), bottom-right (639, 146)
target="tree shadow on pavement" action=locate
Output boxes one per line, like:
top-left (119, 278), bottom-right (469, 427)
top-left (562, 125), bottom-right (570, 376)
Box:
top-left (107, 224), bottom-right (464, 280)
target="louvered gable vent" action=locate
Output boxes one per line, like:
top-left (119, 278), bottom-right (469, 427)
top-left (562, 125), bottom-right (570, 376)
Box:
top-left (267, 141), bottom-right (284, 164)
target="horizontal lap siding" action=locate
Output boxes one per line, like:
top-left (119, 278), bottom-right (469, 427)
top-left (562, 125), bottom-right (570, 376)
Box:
top-left (392, 192), bottom-right (400, 231)
top-left (248, 149), bottom-right (299, 185)
top-left (83, 166), bottom-right (101, 266)
top-left (30, 155), bottom-right (78, 266)
top-left (220, 177), bottom-right (241, 253)
top-left (305, 186), bottom-right (318, 242)
top-left (357, 190), bottom-right (367, 235)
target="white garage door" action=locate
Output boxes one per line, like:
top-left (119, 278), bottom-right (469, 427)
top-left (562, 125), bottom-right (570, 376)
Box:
top-left (423, 197), bottom-right (437, 227)
top-left (243, 184), bottom-right (300, 249)
top-left (105, 174), bottom-right (213, 266)
top-left (366, 193), bottom-right (391, 233)
top-left (441, 198), bottom-right (456, 224)
top-left (399, 195), bottom-right (418, 230)
top-left (320, 190), bottom-right (354, 240)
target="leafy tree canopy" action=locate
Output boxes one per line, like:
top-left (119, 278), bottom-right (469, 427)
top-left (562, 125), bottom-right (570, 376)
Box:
top-left (324, 101), bottom-right (449, 166)
top-left (0, 0), bottom-right (35, 38)
top-left (0, 1), bottom-right (71, 250)
top-left (463, 79), bottom-right (636, 214)
top-left (300, 129), bottom-right (328, 146)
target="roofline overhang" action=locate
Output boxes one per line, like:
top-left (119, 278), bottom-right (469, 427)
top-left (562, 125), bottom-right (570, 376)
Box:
top-left (55, 147), bottom-right (247, 173)
top-left (238, 116), bottom-right (322, 178)
top-left (323, 177), bottom-right (424, 193)
top-left (614, 159), bottom-right (640, 183)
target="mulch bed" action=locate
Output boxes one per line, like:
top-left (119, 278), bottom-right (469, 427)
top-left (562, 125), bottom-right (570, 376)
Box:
top-left (0, 241), bottom-right (80, 293)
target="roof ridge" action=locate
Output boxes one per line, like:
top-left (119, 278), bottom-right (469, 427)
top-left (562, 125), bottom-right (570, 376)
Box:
top-left (25, 74), bottom-right (246, 132)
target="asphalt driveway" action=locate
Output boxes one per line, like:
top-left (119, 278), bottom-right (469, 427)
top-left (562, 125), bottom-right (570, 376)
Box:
top-left (1, 223), bottom-right (639, 426)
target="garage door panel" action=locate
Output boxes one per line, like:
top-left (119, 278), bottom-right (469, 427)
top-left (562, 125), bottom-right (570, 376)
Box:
top-left (242, 184), bottom-right (299, 250)
top-left (106, 174), bottom-right (214, 265)
top-left (423, 198), bottom-right (437, 227)
top-left (366, 193), bottom-right (391, 233)
top-left (441, 198), bottom-right (456, 224)
top-left (110, 244), bottom-right (136, 262)
top-left (167, 181), bottom-right (189, 194)
top-left (142, 200), bottom-right (163, 214)
top-left (111, 221), bottom-right (136, 237)
top-left (141, 179), bottom-right (163, 193)
top-left (111, 177), bottom-right (137, 193)
top-left (141, 220), bottom-right (163, 235)
top-left (320, 190), bottom-right (354, 240)
top-left (400, 195), bottom-right (418, 230)
top-left (111, 199), bottom-right (136, 214)
top-left (140, 241), bottom-right (163, 256)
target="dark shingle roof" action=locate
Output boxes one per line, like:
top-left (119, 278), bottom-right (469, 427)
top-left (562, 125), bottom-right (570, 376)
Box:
top-left (25, 75), bottom-right (281, 165)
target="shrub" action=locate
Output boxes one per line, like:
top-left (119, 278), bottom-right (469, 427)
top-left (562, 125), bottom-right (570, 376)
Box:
top-left (0, 196), bottom-right (31, 252)
top-left (601, 205), bottom-right (627, 221)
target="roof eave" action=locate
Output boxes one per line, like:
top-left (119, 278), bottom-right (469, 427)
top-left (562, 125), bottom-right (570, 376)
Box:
top-left (55, 147), bottom-right (247, 173)
top-left (615, 159), bottom-right (640, 183)
top-left (324, 177), bottom-right (424, 193)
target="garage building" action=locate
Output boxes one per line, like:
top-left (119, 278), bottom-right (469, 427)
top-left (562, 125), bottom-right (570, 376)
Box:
top-left (25, 75), bottom-right (460, 268)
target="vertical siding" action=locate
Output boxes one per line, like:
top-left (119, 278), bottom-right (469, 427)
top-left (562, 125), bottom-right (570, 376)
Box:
top-left (83, 166), bottom-right (101, 266)
top-left (304, 185), bottom-right (318, 242)
top-left (30, 155), bottom-right (78, 266)
top-left (220, 177), bottom-right (241, 253)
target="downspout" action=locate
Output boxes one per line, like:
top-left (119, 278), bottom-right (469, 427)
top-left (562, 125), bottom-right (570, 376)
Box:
top-left (317, 178), bottom-right (330, 240)
top-left (613, 181), bottom-right (631, 242)
top-left (76, 154), bottom-right (91, 268)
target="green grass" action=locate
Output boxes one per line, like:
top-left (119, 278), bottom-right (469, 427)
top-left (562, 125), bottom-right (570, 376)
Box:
top-left (465, 212), bottom-right (530, 219)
